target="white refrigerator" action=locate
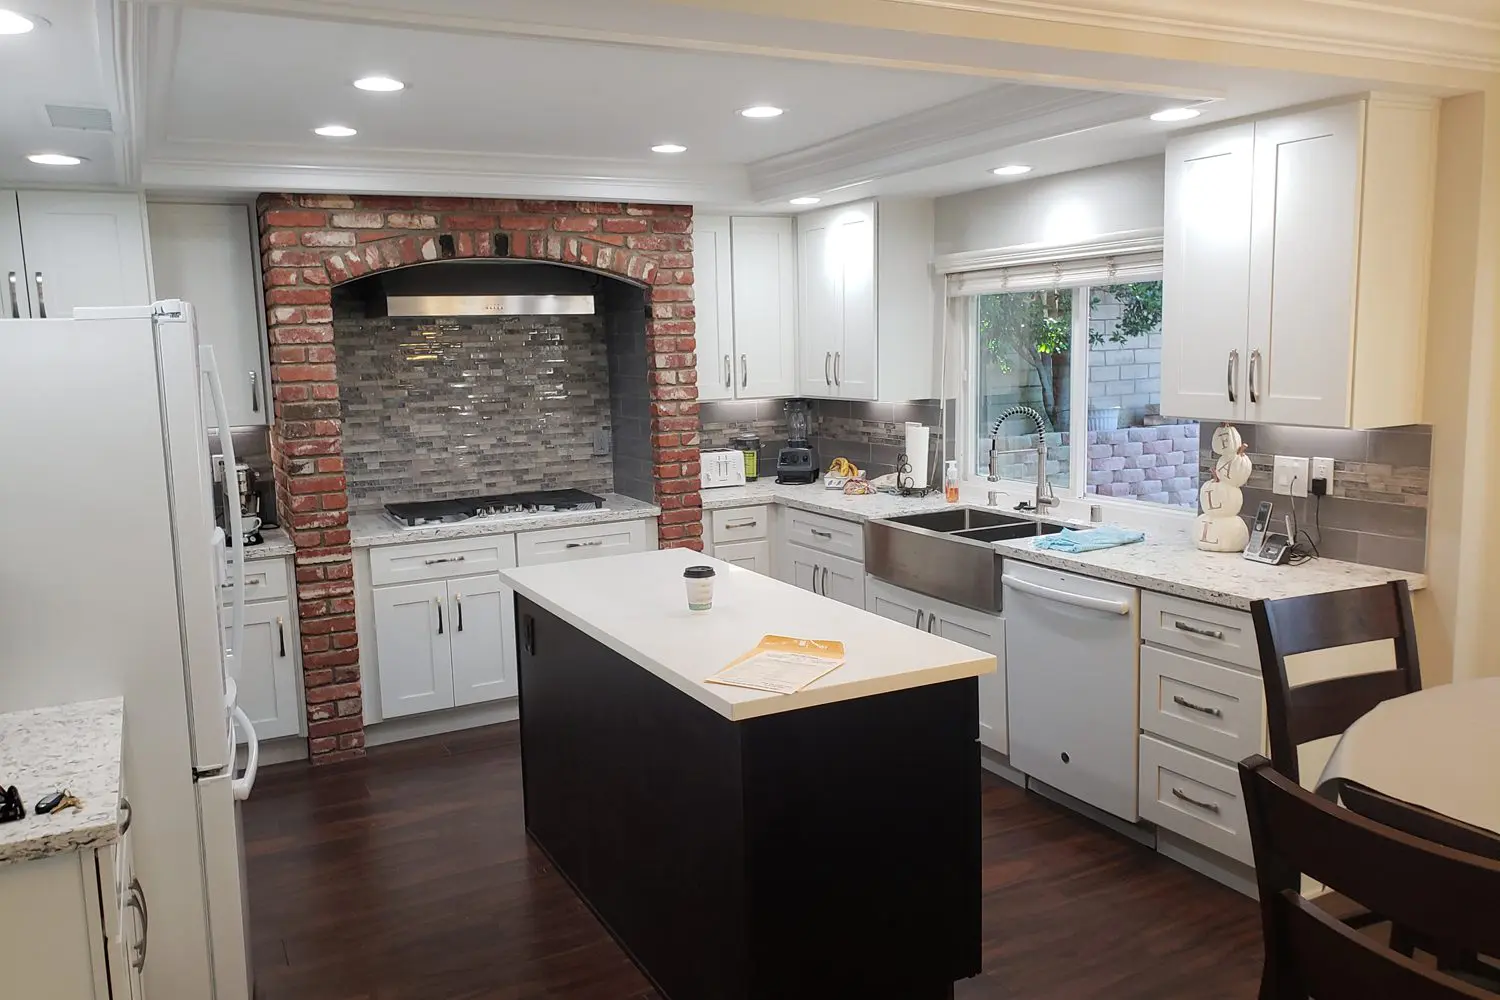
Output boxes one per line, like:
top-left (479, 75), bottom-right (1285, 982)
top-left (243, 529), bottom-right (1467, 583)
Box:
top-left (0, 301), bottom-right (259, 999)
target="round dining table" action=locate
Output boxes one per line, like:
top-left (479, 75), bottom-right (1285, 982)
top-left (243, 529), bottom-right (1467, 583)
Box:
top-left (1316, 676), bottom-right (1500, 835)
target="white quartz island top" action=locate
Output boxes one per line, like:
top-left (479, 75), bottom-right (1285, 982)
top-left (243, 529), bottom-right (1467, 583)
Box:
top-left (500, 548), bottom-right (996, 722)
top-left (0, 698), bottom-right (124, 865)
top-left (350, 493), bottom-right (661, 547)
top-left (994, 528), bottom-right (1426, 611)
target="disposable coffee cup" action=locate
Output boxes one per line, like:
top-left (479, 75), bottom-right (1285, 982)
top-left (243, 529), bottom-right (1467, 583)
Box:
top-left (684, 565), bottom-right (716, 612)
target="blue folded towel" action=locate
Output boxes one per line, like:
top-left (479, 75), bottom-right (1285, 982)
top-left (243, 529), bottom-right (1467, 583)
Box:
top-left (1032, 525), bottom-right (1145, 553)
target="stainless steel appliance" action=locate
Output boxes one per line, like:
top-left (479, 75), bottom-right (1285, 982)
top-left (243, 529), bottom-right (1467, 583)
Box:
top-left (385, 488), bottom-right (605, 527)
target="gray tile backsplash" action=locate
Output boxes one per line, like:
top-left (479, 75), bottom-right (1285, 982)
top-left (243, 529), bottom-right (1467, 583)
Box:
top-left (336, 313), bottom-right (615, 508)
top-left (605, 285), bottom-right (653, 502)
top-left (1200, 423), bottom-right (1431, 573)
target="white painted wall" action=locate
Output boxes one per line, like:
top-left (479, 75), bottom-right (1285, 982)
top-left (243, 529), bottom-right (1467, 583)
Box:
top-left (934, 156), bottom-right (1165, 255)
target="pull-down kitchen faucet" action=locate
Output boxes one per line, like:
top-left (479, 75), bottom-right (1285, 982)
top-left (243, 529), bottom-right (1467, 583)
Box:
top-left (988, 404), bottom-right (1059, 512)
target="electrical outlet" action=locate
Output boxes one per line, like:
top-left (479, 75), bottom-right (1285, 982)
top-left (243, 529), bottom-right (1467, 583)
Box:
top-left (1310, 457), bottom-right (1335, 491)
top-left (592, 428), bottom-right (612, 457)
top-left (1273, 455), bottom-right (1310, 497)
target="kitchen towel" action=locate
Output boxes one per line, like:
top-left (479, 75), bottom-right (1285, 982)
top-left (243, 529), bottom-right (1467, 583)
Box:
top-left (1033, 526), bottom-right (1145, 553)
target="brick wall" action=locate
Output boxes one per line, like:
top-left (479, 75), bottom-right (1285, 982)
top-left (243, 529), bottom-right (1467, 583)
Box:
top-left (257, 194), bottom-right (699, 763)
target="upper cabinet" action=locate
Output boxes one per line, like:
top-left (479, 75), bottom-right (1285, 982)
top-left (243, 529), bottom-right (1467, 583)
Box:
top-left (795, 199), bottom-right (936, 402)
top-left (730, 216), bottom-right (798, 398)
top-left (1161, 97), bottom-right (1437, 428)
top-left (0, 191), bottom-right (151, 320)
top-left (694, 215), bottom-right (736, 402)
top-left (148, 203), bottom-right (270, 427)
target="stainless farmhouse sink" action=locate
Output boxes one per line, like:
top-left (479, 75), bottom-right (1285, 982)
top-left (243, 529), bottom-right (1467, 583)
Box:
top-left (864, 508), bottom-right (1078, 612)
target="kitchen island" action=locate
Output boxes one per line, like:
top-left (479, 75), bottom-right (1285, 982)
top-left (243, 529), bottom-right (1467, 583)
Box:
top-left (500, 548), bottom-right (995, 1000)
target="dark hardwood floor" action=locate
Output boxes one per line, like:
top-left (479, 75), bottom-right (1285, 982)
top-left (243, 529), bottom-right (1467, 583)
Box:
top-left (244, 723), bottom-right (1263, 1000)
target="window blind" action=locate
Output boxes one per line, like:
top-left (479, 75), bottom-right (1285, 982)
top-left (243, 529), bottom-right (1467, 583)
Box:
top-left (945, 251), bottom-right (1163, 298)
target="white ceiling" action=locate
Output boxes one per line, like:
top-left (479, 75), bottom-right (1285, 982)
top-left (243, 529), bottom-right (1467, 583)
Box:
top-left (0, 0), bottom-right (1443, 208)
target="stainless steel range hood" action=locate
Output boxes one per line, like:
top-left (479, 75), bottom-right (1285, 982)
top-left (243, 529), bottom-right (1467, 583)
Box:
top-left (385, 294), bottom-right (595, 318)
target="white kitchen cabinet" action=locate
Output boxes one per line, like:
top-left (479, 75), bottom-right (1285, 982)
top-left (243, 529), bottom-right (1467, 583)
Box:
top-left (514, 519), bottom-right (651, 566)
top-left (730, 216), bottom-right (797, 398)
top-left (785, 542), bottom-right (865, 608)
top-left (11, 191), bottom-right (151, 318)
top-left (237, 595), bottom-right (302, 741)
top-left (694, 215), bottom-right (735, 402)
top-left (373, 578), bottom-right (457, 718)
top-left (794, 199), bottom-right (936, 402)
top-left (0, 192), bottom-right (31, 318)
top-left (448, 574), bottom-right (517, 707)
top-left (148, 203), bottom-right (268, 427)
top-left (1161, 96), bottom-right (1436, 428)
top-left (714, 539), bottom-right (771, 575)
top-left (866, 576), bottom-right (1007, 753)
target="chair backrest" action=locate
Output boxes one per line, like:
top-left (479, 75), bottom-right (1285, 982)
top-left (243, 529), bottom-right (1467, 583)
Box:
top-left (1273, 890), bottom-right (1492, 1000)
top-left (1338, 778), bottom-right (1500, 862)
top-left (1250, 581), bottom-right (1421, 783)
top-left (1239, 754), bottom-right (1500, 1000)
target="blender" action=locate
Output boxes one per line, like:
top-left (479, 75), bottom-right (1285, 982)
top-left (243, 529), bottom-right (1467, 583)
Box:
top-left (775, 400), bottom-right (818, 484)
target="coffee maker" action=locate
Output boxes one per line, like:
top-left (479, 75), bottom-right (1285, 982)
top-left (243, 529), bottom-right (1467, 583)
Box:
top-left (216, 458), bottom-right (265, 545)
top-left (775, 400), bottom-right (818, 484)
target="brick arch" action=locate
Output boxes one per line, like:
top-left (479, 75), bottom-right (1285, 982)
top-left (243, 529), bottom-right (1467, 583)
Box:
top-left (257, 193), bottom-right (700, 764)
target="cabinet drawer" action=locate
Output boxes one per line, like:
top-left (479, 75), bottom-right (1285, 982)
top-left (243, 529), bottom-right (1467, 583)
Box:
top-left (515, 519), bottom-right (650, 566)
top-left (1142, 592), bottom-right (1258, 669)
top-left (370, 535), bottom-right (517, 586)
top-left (710, 505), bottom-right (770, 543)
top-left (1140, 645), bottom-right (1265, 762)
top-left (784, 508), bottom-right (863, 561)
top-left (1138, 734), bottom-right (1253, 866)
top-left (231, 556), bottom-right (289, 602)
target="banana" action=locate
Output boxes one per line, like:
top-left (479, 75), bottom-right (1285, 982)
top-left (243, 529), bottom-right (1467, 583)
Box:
top-left (828, 457), bottom-right (857, 478)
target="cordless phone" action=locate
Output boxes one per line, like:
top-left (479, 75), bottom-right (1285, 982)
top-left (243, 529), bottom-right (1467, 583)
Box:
top-left (1244, 500), bottom-right (1293, 565)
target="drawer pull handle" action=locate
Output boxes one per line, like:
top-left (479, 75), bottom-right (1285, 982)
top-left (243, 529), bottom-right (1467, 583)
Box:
top-left (915, 610), bottom-right (925, 630)
top-left (725, 519), bottom-right (757, 529)
top-left (276, 617), bottom-right (286, 658)
top-left (1173, 621), bottom-right (1224, 641)
top-left (455, 593), bottom-right (463, 632)
top-left (821, 566), bottom-right (829, 594)
top-left (809, 528), bottom-right (833, 539)
top-left (1172, 694), bottom-right (1222, 718)
top-left (436, 599), bottom-right (444, 635)
top-left (741, 354), bottom-right (748, 389)
top-left (424, 556), bottom-right (467, 566)
top-left (1172, 787), bottom-right (1221, 814)
top-left (565, 540), bottom-right (604, 549)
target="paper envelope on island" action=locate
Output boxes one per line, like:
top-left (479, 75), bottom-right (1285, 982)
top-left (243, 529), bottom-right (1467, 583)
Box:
top-left (704, 635), bottom-right (847, 695)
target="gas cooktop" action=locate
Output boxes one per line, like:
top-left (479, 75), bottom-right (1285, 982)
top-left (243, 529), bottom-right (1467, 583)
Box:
top-left (385, 489), bottom-right (606, 527)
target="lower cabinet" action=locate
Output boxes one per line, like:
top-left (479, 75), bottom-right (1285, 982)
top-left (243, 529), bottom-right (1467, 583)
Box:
top-left (866, 576), bottom-right (1008, 754)
top-left (714, 538), bottom-right (771, 575)
top-left (373, 574), bottom-right (517, 719)
top-left (238, 597), bottom-right (301, 741)
top-left (786, 542), bottom-right (865, 608)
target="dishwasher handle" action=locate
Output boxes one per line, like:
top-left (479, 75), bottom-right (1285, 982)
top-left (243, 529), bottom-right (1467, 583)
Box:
top-left (1002, 574), bottom-right (1131, 615)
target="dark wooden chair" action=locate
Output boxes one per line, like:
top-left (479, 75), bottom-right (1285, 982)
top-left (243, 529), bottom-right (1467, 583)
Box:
top-left (1250, 580), bottom-right (1422, 786)
top-left (1240, 755), bottom-right (1500, 1000)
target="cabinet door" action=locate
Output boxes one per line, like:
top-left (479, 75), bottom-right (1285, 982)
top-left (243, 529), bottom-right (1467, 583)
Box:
top-left (786, 544), bottom-right (821, 595)
top-left (694, 215), bottom-right (735, 402)
top-left (16, 191), bottom-right (151, 317)
top-left (449, 575), bottom-right (519, 706)
top-left (934, 606), bottom-right (1007, 755)
top-left (1247, 104), bottom-right (1361, 427)
top-left (0, 191), bottom-right (31, 318)
top-left (865, 577), bottom-right (924, 629)
top-left (796, 218), bottom-right (840, 397)
top-left (730, 217), bottom-right (797, 398)
top-left (148, 203), bottom-right (267, 427)
top-left (832, 203), bottom-right (877, 400)
top-left (819, 552), bottom-right (866, 609)
top-left (372, 579), bottom-right (455, 718)
top-left (237, 598), bottom-right (302, 740)
top-left (1161, 124), bottom-right (1254, 422)
top-left (714, 539), bottom-right (770, 576)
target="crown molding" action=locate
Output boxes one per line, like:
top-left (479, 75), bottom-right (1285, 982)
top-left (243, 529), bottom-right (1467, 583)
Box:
top-left (749, 87), bottom-right (1166, 200)
top-left (934, 228), bottom-right (1164, 274)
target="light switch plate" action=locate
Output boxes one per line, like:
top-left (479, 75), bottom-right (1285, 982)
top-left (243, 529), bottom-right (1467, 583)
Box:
top-left (593, 428), bottom-right (612, 456)
top-left (1273, 455), bottom-right (1310, 497)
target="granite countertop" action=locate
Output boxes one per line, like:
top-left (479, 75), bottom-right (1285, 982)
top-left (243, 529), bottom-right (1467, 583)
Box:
top-left (702, 481), bottom-right (960, 523)
top-left (350, 493), bottom-right (662, 547)
top-left (0, 698), bottom-right (125, 865)
top-left (501, 549), bottom-right (994, 722)
top-left (243, 526), bottom-right (294, 561)
top-left (994, 527), bottom-right (1427, 611)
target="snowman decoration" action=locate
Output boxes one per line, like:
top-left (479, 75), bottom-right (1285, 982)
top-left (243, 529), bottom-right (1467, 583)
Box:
top-left (1195, 424), bottom-right (1253, 552)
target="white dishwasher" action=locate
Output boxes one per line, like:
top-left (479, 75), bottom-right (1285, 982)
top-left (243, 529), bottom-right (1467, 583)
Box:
top-left (1003, 560), bottom-right (1141, 821)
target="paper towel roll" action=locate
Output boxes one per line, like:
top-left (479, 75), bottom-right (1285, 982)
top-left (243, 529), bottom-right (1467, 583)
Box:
top-left (904, 422), bottom-right (930, 488)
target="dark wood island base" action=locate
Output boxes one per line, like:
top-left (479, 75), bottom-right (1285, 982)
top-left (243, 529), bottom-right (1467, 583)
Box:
top-left (517, 596), bottom-right (982, 1000)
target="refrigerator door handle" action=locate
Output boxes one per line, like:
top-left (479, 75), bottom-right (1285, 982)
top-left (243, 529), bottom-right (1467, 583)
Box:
top-left (201, 344), bottom-right (245, 689)
top-left (230, 705), bottom-right (259, 801)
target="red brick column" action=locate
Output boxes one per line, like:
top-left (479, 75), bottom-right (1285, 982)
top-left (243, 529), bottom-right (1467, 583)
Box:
top-left (257, 195), bottom-right (700, 763)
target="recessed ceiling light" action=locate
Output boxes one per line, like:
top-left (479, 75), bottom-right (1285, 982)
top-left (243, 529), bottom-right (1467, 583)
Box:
top-left (991, 165), bottom-right (1033, 177)
top-left (789, 197), bottom-right (821, 206)
top-left (27, 153), bottom-right (83, 166)
top-left (314, 125), bottom-right (358, 137)
top-left (354, 76), bottom-right (405, 93)
top-left (651, 143), bottom-right (687, 154)
top-left (1150, 107), bottom-right (1201, 122)
top-left (0, 9), bottom-right (35, 34)
top-left (739, 105), bottom-right (784, 119)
